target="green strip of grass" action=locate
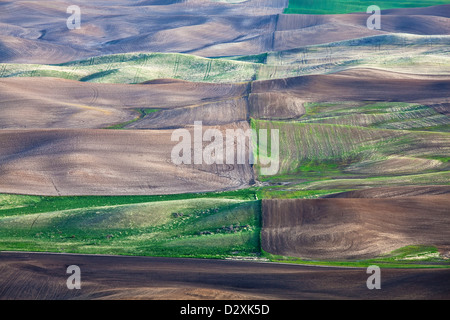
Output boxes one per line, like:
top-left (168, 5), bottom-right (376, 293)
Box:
top-left (285, 0), bottom-right (450, 14)
top-left (104, 108), bottom-right (161, 129)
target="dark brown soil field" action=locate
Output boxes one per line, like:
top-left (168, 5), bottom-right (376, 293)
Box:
top-left (1, 1), bottom-right (448, 64)
top-left (0, 252), bottom-right (449, 300)
top-left (0, 68), bottom-right (448, 196)
top-left (261, 196), bottom-right (450, 260)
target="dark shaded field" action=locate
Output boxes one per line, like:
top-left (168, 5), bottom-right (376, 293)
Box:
top-left (0, 252), bottom-right (449, 300)
top-left (261, 196), bottom-right (450, 260)
top-left (324, 186), bottom-right (450, 198)
top-left (1, 1), bottom-right (448, 63)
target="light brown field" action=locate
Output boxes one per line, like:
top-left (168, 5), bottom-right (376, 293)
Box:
top-left (0, 123), bottom-right (254, 196)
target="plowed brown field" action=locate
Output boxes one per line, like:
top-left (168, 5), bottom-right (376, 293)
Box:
top-left (1, 252), bottom-right (449, 300)
top-left (261, 196), bottom-right (450, 260)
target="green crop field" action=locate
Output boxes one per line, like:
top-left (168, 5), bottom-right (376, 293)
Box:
top-left (0, 193), bottom-right (262, 259)
top-left (0, 190), bottom-right (262, 258)
top-left (235, 34), bottom-right (450, 77)
top-left (285, 0), bottom-right (450, 14)
top-left (0, 189), bottom-right (258, 218)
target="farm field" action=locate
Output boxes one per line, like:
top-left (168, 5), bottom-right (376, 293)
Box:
top-left (0, 193), bottom-right (261, 259)
top-left (1, 35), bottom-right (449, 84)
top-left (252, 118), bottom-right (450, 180)
top-left (2, 252), bottom-right (449, 300)
top-left (285, 0), bottom-right (450, 14)
top-left (1, 1), bottom-right (449, 64)
top-left (1, 187), bottom-right (449, 268)
top-left (0, 77), bottom-right (250, 129)
top-left (0, 0), bottom-right (449, 300)
top-left (261, 197), bottom-right (450, 264)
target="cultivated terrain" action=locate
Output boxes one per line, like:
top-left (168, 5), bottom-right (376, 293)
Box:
top-left (0, 0), bottom-right (449, 300)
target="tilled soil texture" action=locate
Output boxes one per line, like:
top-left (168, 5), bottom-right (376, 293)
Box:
top-left (0, 252), bottom-right (449, 300)
top-left (0, 123), bottom-right (254, 196)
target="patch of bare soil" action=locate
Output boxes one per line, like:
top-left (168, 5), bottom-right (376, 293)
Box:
top-left (262, 196), bottom-right (450, 260)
